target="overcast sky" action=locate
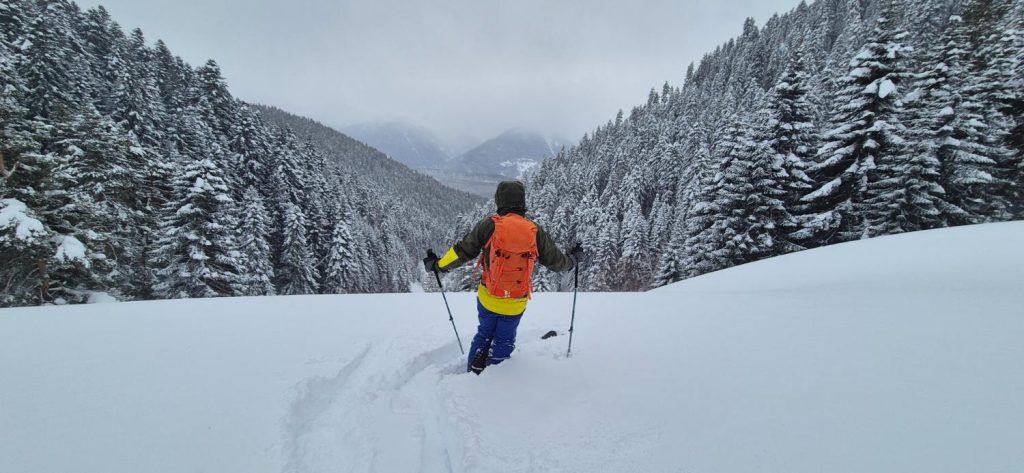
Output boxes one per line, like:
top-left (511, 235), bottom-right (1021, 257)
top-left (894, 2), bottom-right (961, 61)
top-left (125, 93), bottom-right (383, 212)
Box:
top-left (75, 0), bottom-right (802, 151)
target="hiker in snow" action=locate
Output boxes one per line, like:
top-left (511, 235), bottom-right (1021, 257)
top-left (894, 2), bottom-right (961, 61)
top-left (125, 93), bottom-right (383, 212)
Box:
top-left (423, 181), bottom-right (581, 374)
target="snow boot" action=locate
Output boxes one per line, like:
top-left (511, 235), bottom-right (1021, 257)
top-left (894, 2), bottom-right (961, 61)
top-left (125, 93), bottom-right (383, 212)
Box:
top-left (469, 348), bottom-right (489, 375)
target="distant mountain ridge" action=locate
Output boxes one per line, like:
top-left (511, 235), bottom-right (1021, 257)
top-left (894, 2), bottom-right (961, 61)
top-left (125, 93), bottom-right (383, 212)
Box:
top-left (340, 122), bottom-right (569, 196)
top-left (343, 121), bottom-right (450, 170)
top-left (448, 129), bottom-right (566, 179)
top-left (413, 129), bottom-right (568, 197)
top-left (255, 106), bottom-right (482, 219)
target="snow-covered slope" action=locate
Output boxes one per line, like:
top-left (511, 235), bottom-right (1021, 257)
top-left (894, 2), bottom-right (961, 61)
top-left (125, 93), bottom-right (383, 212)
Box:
top-left (2, 223), bottom-right (1022, 473)
top-left (658, 220), bottom-right (1022, 294)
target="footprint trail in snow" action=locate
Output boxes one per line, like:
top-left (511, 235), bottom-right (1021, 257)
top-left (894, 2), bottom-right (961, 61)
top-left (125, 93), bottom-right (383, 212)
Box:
top-left (281, 339), bottom-right (470, 473)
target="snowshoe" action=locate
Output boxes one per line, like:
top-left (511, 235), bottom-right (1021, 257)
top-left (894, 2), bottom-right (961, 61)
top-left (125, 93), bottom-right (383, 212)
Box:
top-left (469, 348), bottom-right (489, 375)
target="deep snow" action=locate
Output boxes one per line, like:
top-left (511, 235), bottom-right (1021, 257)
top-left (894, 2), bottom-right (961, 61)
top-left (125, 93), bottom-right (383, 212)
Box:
top-left (2, 222), bottom-right (1023, 473)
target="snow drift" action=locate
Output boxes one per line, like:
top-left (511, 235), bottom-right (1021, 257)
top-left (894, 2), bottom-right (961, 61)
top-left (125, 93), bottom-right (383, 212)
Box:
top-left (1, 222), bottom-right (1022, 473)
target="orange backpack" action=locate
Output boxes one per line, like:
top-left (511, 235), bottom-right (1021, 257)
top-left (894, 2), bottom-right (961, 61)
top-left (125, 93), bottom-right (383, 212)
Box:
top-left (478, 214), bottom-right (539, 299)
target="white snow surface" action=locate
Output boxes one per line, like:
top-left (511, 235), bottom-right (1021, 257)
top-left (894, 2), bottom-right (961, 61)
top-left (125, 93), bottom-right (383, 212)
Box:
top-left (2, 222), bottom-right (1023, 473)
top-left (86, 291), bottom-right (119, 304)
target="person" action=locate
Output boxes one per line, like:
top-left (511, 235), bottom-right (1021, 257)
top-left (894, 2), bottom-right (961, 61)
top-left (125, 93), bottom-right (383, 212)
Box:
top-left (423, 180), bottom-right (581, 374)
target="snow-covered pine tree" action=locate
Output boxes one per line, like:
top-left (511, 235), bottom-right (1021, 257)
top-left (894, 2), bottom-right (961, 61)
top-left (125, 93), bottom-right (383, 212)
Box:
top-left (377, 212), bottom-right (414, 292)
top-left (560, 186), bottom-right (598, 290)
top-left (0, 67), bottom-right (35, 193)
top-left (230, 105), bottom-right (272, 190)
top-left (276, 202), bottom-right (319, 295)
top-left (1, 112), bottom-right (109, 305)
top-left (589, 203), bottom-right (621, 291)
top-left (43, 123), bottom-right (118, 303)
top-left (799, 13), bottom-right (912, 243)
top-left (1, 137), bottom-right (61, 302)
top-left (648, 131), bottom-right (680, 250)
top-left (680, 146), bottom-right (724, 279)
top-left (322, 217), bottom-right (363, 294)
top-left (764, 49), bottom-right (817, 214)
top-left (269, 129), bottom-right (308, 208)
top-left (154, 154), bottom-right (240, 299)
top-left (194, 60), bottom-right (239, 141)
top-left (16, 0), bottom-right (90, 119)
top-left (710, 111), bottom-right (796, 266)
top-left (902, 0), bottom-right (955, 69)
top-left (107, 29), bottom-right (171, 297)
top-left (974, 3), bottom-right (1024, 217)
top-left (619, 183), bottom-right (653, 290)
top-left (958, 0), bottom-right (1019, 220)
top-left (0, 197), bottom-right (51, 306)
top-left (651, 236), bottom-right (684, 289)
top-left (46, 110), bottom-right (137, 297)
top-left (820, 0), bottom-right (869, 107)
top-left (532, 266), bottom-right (556, 293)
top-left (237, 186), bottom-right (275, 296)
top-left (129, 152), bottom-right (175, 301)
top-left (0, 0), bottom-right (30, 47)
top-left (298, 144), bottom-right (333, 286)
top-left (858, 11), bottom-right (955, 237)
top-left (0, 71), bottom-right (52, 306)
top-left (111, 28), bottom-right (165, 152)
top-left (152, 40), bottom-right (187, 119)
top-left (80, 5), bottom-right (124, 113)
top-left (1009, 7), bottom-right (1024, 215)
top-left (898, 14), bottom-right (983, 230)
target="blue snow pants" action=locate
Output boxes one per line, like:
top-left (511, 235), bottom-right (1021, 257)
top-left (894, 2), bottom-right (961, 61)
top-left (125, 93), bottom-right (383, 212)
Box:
top-left (467, 299), bottom-right (523, 371)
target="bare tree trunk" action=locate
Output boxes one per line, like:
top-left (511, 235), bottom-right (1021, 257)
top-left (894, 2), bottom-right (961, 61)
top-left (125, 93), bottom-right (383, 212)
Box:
top-left (0, 151), bottom-right (18, 181)
top-left (36, 258), bottom-right (50, 303)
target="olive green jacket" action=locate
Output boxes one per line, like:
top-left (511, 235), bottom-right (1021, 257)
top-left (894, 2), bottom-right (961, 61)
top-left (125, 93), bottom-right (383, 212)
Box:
top-left (442, 215), bottom-right (575, 273)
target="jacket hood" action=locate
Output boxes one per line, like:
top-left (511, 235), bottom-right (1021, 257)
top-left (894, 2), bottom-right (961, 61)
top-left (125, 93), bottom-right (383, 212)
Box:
top-left (495, 181), bottom-right (527, 215)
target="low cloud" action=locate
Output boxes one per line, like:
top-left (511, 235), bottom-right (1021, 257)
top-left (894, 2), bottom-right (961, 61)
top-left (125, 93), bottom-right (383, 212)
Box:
top-left (75, 0), bottom-right (801, 149)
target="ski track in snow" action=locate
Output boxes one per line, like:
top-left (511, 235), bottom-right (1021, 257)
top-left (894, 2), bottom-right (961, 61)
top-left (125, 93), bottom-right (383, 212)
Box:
top-left (5, 224), bottom-right (1021, 473)
top-left (281, 329), bottom-right (565, 473)
top-left (281, 339), bottom-right (469, 473)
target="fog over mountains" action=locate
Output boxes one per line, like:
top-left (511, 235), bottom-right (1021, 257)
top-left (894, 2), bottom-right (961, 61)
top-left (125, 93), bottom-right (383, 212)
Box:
top-left (347, 122), bottom-right (570, 196)
top-left (343, 121), bottom-right (450, 170)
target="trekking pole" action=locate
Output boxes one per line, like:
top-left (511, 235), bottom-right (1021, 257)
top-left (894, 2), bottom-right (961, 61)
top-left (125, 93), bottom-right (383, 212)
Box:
top-left (567, 253), bottom-right (580, 357)
top-left (428, 249), bottom-right (465, 355)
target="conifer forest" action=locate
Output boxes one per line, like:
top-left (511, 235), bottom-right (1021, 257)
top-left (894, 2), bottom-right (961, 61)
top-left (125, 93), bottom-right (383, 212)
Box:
top-left (0, 0), bottom-right (481, 306)
top-left (510, 0), bottom-right (1023, 292)
top-left (1, 0), bottom-right (1022, 305)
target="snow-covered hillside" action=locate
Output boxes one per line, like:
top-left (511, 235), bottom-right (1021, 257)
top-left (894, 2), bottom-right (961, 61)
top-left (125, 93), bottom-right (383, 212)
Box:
top-left (2, 223), bottom-right (1022, 473)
